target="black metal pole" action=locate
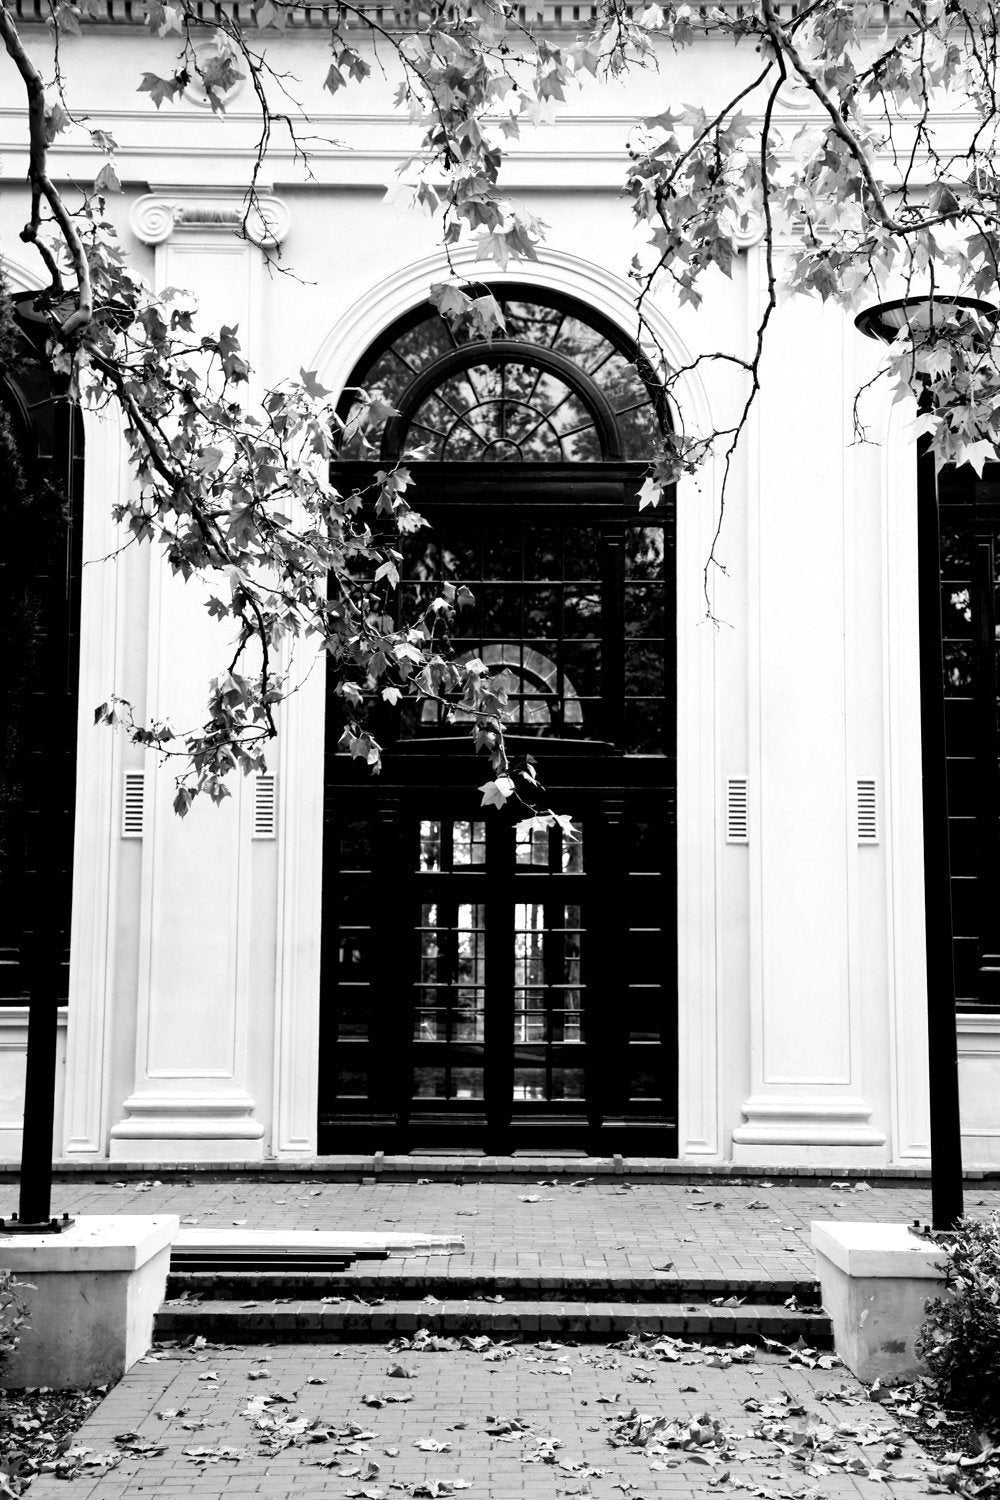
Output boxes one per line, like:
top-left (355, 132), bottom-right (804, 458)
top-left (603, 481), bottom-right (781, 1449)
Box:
top-left (916, 443), bottom-right (964, 1230)
top-left (17, 862), bottom-right (62, 1227)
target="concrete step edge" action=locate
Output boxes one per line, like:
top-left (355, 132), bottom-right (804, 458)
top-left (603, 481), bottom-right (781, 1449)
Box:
top-left (165, 1271), bottom-right (823, 1305)
top-left (173, 1230), bottom-right (465, 1255)
top-left (154, 1298), bottom-right (832, 1344)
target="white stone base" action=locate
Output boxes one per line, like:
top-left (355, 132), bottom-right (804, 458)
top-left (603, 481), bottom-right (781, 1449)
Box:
top-left (109, 1136), bottom-right (265, 1163)
top-left (109, 1094), bottom-right (265, 1162)
top-left (732, 1098), bottom-right (888, 1166)
top-left (812, 1220), bottom-right (949, 1383)
top-left (0, 1215), bottom-right (179, 1388)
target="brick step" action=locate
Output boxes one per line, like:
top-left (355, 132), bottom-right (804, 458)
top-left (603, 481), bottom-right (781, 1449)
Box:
top-left (155, 1297), bottom-right (831, 1344)
top-left (165, 1268), bottom-right (822, 1306)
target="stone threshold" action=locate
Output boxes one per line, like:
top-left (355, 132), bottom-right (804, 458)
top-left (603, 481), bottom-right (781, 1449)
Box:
top-left (3, 1155), bottom-right (994, 1182)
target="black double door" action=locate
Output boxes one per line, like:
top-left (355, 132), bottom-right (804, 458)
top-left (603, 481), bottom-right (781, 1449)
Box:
top-left (938, 462), bottom-right (1000, 1006)
top-left (318, 466), bottom-right (677, 1153)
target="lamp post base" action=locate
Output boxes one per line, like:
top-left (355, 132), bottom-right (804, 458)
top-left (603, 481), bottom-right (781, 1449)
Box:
top-left (0, 1213), bottom-right (75, 1235)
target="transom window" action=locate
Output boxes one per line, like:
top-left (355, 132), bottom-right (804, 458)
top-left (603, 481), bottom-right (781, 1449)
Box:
top-left (339, 286), bottom-right (666, 462)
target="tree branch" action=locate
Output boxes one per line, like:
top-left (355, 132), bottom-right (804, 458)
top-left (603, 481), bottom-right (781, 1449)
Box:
top-left (0, 0), bottom-right (92, 339)
top-left (759, 0), bottom-right (904, 236)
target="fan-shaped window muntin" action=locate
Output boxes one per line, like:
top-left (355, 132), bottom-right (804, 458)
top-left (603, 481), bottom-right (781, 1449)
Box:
top-left (339, 286), bottom-right (669, 462)
top-left (382, 342), bottom-right (621, 463)
top-left (419, 643), bottom-right (585, 730)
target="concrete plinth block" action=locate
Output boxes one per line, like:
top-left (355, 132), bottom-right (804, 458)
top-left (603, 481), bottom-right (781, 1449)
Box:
top-left (0, 1215), bottom-right (178, 1389)
top-left (812, 1220), bottom-right (948, 1383)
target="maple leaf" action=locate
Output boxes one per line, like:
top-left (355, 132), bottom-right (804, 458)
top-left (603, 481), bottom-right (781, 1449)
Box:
top-left (94, 161), bottom-right (122, 194)
top-left (299, 368), bottom-right (331, 400)
top-left (638, 477), bottom-right (663, 511)
top-left (479, 775), bottom-right (514, 809)
top-left (137, 70), bottom-right (187, 107)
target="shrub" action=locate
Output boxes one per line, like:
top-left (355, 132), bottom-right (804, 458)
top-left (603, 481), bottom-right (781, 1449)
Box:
top-left (0, 1267), bottom-right (29, 1373)
top-left (916, 1213), bottom-right (1000, 1432)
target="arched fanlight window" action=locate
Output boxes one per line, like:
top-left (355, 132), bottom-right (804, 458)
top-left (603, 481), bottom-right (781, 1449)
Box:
top-left (338, 286), bottom-right (669, 462)
top-left (420, 643), bottom-right (584, 727)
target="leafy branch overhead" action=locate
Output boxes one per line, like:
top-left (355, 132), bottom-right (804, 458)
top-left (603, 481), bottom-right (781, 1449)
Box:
top-left (3, 0), bottom-right (1000, 804)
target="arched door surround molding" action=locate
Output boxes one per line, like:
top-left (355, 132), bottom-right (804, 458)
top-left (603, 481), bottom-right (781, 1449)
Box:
top-left (269, 247), bottom-right (722, 1161)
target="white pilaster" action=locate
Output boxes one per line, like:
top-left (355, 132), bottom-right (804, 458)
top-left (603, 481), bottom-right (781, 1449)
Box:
top-left (109, 189), bottom-right (289, 1160)
top-left (733, 282), bottom-right (886, 1165)
top-left (62, 405), bottom-right (131, 1156)
top-left (882, 398), bottom-right (932, 1163)
top-left (0, 256), bottom-right (127, 1162)
top-left (270, 660), bottom-right (325, 1157)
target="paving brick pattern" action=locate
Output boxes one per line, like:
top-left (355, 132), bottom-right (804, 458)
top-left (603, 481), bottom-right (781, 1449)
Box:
top-left (26, 1342), bottom-right (932, 1500)
top-left (4, 1176), bottom-right (995, 1280)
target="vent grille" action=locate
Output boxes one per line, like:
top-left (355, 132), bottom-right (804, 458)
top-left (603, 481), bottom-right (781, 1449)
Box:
top-left (726, 777), bottom-right (749, 844)
top-left (253, 774), bottom-right (277, 839)
top-left (857, 778), bottom-right (879, 844)
top-left (122, 771), bottom-right (145, 838)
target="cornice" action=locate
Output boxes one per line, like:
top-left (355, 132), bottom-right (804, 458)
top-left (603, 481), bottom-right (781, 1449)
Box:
top-left (129, 187), bottom-right (291, 246)
top-left (8, 0), bottom-right (902, 33)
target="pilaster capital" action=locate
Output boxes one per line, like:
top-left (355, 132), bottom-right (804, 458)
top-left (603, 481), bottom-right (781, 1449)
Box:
top-left (129, 189), bottom-right (291, 249)
top-left (732, 210), bottom-right (766, 250)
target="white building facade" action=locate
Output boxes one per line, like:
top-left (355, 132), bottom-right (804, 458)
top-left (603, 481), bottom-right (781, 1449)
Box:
top-left (2, 0), bottom-right (998, 1168)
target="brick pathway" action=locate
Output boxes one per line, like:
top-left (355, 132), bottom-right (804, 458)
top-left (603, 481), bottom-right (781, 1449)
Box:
top-left (26, 1341), bottom-right (935, 1499)
top-left (9, 1176), bottom-right (988, 1494)
top-left (3, 1176), bottom-right (994, 1279)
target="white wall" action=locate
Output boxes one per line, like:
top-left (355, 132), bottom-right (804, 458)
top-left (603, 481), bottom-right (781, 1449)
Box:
top-left (0, 16), bottom-right (989, 1164)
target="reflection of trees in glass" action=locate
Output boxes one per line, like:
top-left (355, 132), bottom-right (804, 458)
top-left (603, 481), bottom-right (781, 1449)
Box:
top-left (626, 525), bottom-right (666, 581)
top-left (409, 361), bottom-right (603, 462)
top-left (340, 291), bottom-right (664, 460)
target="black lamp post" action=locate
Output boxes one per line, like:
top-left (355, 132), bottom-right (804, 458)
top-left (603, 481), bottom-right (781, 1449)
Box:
top-left (855, 294), bottom-right (998, 1230)
top-left (0, 291), bottom-right (79, 1236)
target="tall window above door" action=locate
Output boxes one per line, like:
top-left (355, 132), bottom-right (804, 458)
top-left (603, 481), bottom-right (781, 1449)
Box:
top-left (333, 286), bottom-right (673, 757)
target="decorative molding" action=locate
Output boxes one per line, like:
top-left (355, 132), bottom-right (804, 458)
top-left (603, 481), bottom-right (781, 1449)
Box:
top-left (730, 211), bottom-right (766, 250)
top-left (776, 77), bottom-right (814, 113)
top-left (733, 1094), bottom-right (888, 1164)
top-left (733, 1096), bottom-right (886, 1145)
top-left (109, 1090), bottom-right (264, 1162)
top-left (129, 190), bottom-right (291, 249)
top-left (182, 41), bottom-right (247, 110)
top-left (6, 0), bottom-right (907, 33)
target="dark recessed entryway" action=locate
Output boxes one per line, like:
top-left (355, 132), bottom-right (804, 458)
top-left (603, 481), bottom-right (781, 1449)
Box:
top-left (318, 288), bottom-right (677, 1154)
